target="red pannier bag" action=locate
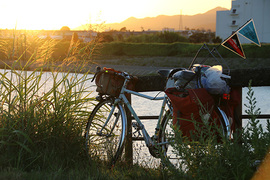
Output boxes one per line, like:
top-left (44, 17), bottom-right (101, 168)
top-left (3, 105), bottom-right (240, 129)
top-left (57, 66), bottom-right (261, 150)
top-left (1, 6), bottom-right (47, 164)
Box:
top-left (165, 88), bottom-right (221, 138)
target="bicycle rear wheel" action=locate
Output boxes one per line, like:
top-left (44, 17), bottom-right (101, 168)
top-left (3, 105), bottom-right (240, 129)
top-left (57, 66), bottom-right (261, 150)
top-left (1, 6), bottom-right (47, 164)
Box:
top-left (85, 99), bottom-right (127, 165)
top-left (159, 108), bottom-right (229, 168)
top-left (158, 111), bottom-right (181, 168)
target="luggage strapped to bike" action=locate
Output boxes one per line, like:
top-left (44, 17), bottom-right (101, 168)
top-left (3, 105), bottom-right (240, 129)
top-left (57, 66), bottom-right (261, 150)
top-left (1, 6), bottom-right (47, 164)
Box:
top-left (164, 44), bottom-right (241, 139)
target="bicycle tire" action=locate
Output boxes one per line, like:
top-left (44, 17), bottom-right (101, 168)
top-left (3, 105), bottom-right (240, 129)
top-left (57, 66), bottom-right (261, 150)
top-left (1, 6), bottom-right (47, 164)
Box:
top-left (158, 110), bottom-right (181, 168)
top-left (158, 107), bottom-right (229, 168)
top-left (85, 99), bottom-right (127, 165)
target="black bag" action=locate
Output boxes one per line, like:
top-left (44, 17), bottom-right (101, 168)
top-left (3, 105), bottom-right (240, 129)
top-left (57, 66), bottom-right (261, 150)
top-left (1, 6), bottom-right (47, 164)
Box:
top-left (95, 68), bottom-right (136, 96)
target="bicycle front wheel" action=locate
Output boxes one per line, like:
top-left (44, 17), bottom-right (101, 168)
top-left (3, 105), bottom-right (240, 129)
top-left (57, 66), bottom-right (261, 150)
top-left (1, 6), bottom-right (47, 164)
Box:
top-left (85, 99), bottom-right (127, 165)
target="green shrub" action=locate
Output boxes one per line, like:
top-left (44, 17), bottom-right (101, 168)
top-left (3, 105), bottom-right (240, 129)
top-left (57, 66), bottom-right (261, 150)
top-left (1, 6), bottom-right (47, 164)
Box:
top-left (125, 31), bottom-right (188, 43)
top-left (98, 42), bottom-right (270, 58)
top-left (163, 83), bottom-right (270, 179)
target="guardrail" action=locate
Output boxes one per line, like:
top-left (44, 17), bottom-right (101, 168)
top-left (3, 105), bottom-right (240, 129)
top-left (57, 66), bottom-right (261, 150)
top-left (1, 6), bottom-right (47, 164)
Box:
top-left (124, 68), bottom-right (270, 164)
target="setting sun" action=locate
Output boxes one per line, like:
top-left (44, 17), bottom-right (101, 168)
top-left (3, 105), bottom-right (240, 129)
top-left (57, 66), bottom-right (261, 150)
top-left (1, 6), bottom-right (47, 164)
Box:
top-left (0, 0), bottom-right (231, 30)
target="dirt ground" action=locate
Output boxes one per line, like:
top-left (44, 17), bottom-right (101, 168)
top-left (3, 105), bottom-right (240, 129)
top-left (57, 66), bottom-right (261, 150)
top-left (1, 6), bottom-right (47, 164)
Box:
top-left (87, 56), bottom-right (194, 75)
top-left (0, 57), bottom-right (185, 76)
top-left (2, 56), bottom-right (268, 76)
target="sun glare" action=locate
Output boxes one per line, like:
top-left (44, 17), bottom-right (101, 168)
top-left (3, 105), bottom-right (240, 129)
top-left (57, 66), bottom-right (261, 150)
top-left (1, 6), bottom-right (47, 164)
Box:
top-left (0, 0), bottom-right (93, 30)
top-left (0, 0), bottom-right (231, 30)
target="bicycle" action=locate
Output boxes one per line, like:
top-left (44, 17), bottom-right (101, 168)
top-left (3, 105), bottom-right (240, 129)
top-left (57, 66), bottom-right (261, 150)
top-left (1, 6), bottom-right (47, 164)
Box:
top-left (84, 65), bottom-right (232, 168)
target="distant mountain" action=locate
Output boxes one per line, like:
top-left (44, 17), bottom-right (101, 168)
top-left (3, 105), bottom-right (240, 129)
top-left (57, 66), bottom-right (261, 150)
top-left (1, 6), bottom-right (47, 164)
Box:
top-left (76, 7), bottom-right (228, 32)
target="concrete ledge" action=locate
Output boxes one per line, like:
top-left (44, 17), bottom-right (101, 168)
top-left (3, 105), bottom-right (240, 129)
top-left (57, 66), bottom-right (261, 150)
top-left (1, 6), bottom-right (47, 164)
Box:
top-left (135, 68), bottom-right (270, 92)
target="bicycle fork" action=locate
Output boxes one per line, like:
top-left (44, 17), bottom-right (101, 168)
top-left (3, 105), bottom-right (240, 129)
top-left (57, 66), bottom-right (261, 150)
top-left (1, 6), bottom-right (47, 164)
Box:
top-left (97, 103), bottom-right (120, 137)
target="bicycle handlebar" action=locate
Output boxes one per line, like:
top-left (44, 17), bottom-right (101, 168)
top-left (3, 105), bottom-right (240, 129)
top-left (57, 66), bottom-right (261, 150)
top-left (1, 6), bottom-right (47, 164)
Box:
top-left (91, 66), bottom-right (101, 82)
top-left (102, 67), bottom-right (135, 81)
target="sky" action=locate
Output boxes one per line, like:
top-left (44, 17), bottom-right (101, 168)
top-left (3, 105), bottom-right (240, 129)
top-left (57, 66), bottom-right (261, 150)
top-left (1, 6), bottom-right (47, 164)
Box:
top-left (0, 0), bottom-right (232, 30)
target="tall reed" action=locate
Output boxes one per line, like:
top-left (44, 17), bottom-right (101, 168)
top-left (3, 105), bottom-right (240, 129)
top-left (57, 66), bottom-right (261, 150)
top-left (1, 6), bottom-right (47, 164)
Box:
top-left (0, 31), bottom-right (96, 172)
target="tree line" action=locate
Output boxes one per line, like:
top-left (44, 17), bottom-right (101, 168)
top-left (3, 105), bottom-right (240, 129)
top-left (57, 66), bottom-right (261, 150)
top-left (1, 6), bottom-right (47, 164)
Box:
top-left (97, 28), bottom-right (222, 44)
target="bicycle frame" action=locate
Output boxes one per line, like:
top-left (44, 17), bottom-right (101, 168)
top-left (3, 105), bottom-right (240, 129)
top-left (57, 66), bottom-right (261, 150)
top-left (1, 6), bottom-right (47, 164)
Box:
top-left (110, 76), bottom-right (171, 148)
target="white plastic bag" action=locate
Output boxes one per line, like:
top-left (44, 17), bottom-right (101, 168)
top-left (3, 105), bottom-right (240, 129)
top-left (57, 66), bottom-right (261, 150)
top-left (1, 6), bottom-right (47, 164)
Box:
top-left (203, 65), bottom-right (230, 94)
top-left (173, 70), bottom-right (196, 89)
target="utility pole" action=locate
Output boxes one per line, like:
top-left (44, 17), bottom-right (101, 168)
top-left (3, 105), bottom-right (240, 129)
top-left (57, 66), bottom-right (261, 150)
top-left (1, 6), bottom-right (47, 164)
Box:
top-left (179, 10), bottom-right (183, 31)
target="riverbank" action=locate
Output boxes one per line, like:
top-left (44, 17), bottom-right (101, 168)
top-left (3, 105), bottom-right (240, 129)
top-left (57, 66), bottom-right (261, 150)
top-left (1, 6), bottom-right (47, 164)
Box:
top-left (0, 57), bottom-right (182, 76)
top-left (1, 56), bottom-right (270, 76)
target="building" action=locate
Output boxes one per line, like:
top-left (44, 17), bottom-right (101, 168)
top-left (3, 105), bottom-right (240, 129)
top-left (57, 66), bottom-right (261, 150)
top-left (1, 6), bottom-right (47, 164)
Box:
top-left (216, 0), bottom-right (270, 43)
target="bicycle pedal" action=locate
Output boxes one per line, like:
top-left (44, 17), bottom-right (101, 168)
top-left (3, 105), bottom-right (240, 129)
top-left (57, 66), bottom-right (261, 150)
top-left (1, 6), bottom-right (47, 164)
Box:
top-left (148, 136), bottom-right (161, 158)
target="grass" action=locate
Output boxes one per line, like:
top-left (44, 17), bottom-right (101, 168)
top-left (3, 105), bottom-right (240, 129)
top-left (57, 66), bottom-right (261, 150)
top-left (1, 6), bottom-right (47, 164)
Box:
top-left (97, 42), bottom-right (270, 58)
top-left (0, 31), bottom-right (269, 179)
top-left (0, 64), bottom-right (93, 169)
top-left (0, 31), bottom-right (164, 179)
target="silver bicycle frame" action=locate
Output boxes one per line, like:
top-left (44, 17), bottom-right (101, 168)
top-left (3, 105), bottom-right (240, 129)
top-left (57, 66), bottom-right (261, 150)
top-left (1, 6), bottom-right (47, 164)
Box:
top-left (116, 77), bottom-right (170, 148)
